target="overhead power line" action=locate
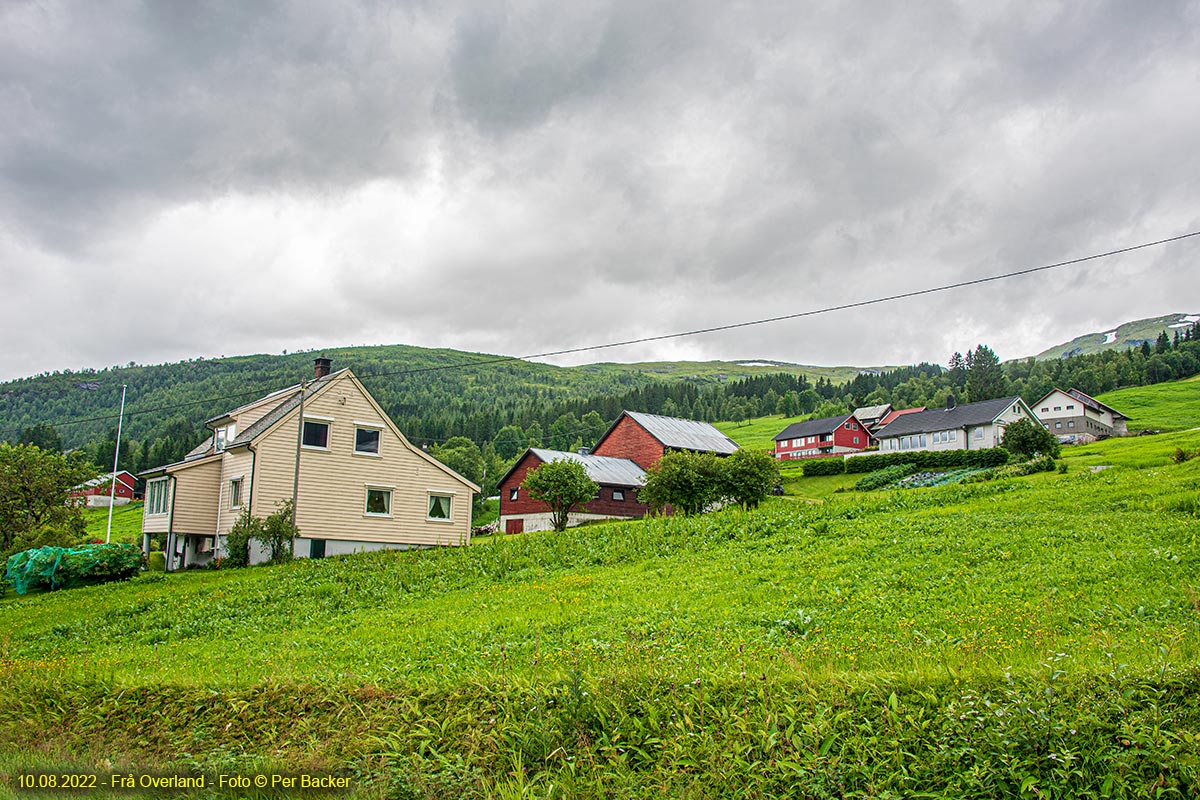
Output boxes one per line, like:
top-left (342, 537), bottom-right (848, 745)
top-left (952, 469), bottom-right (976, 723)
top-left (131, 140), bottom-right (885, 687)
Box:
top-left (4, 227), bottom-right (1199, 440)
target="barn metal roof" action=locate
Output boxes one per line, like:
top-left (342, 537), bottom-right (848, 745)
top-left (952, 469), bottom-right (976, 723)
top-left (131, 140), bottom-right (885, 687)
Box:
top-left (622, 410), bottom-right (740, 455)
top-left (852, 404), bottom-right (891, 422)
top-left (527, 448), bottom-right (647, 486)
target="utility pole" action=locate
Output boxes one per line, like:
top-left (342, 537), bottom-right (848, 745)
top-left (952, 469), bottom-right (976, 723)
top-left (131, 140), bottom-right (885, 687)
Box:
top-left (105, 384), bottom-right (127, 544)
top-left (291, 380), bottom-right (307, 529)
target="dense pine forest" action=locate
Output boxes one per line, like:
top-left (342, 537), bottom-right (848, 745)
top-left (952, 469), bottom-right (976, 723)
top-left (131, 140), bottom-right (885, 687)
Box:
top-left (2, 324), bottom-right (1198, 498)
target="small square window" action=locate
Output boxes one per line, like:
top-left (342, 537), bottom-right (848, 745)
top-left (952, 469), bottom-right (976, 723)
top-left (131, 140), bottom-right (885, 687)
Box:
top-left (303, 420), bottom-right (330, 449)
top-left (1055, 422), bottom-right (1062, 429)
top-left (365, 488), bottom-right (391, 516)
top-left (1068, 421), bottom-right (1075, 428)
top-left (229, 477), bottom-right (243, 510)
top-left (613, 489), bottom-right (625, 501)
top-left (509, 487), bottom-right (518, 502)
top-left (1066, 404), bottom-right (1075, 410)
top-left (974, 428), bottom-right (983, 440)
top-left (355, 427), bottom-right (380, 454)
top-left (428, 494), bottom-right (451, 520)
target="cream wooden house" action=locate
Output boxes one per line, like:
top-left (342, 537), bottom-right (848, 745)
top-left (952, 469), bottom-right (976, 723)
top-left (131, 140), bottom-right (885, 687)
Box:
top-left (140, 358), bottom-right (478, 569)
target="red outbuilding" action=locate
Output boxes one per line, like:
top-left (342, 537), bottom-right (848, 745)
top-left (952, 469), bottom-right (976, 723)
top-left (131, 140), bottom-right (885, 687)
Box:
top-left (497, 448), bottom-right (649, 534)
top-left (71, 471), bottom-right (138, 506)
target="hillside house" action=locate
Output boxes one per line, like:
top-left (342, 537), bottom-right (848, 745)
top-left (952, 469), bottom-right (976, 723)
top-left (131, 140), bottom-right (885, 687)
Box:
top-left (876, 406), bottom-right (926, 427)
top-left (591, 410), bottom-right (739, 470)
top-left (140, 358), bottom-right (479, 570)
top-left (773, 414), bottom-right (871, 460)
top-left (72, 470), bottom-right (137, 507)
top-left (851, 404), bottom-right (892, 432)
top-left (1033, 388), bottom-right (1130, 443)
top-left (498, 448), bottom-right (648, 534)
top-left (872, 396), bottom-right (1036, 454)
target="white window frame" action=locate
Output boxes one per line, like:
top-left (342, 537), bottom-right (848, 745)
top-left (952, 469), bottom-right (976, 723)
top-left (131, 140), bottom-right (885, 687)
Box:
top-left (509, 487), bottom-right (518, 502)
top-left (427, 491), bottom-right (454, 523)
top-left (146, 478), bottom-right (171, 516)
top-left (364, 485), bottom-right (394, 518)
top-left (229, 476), bottom-right (244, 511)
top-left (302, 417), bottom-right (332, 450)
top-left (613, 489), bottom-right (625, 501)
top-left (353, 422), bottom-right (383, 457)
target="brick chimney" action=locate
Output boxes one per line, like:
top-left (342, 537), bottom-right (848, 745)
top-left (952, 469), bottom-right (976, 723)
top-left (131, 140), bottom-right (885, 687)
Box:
top-left (313, 356), bottom-right (332, 379)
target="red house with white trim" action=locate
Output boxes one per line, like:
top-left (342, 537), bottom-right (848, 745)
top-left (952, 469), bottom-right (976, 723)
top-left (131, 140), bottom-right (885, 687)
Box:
top-left (773, 414), bottom-right (870, 460)
top-left (71, 471), bottom-right (137, 506)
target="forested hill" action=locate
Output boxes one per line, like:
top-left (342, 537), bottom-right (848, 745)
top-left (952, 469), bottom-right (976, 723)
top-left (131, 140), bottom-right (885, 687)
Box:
top-left (4, 319), bottom-right (1198, 481)
top-left (0, 344), bottom-right (858, 468)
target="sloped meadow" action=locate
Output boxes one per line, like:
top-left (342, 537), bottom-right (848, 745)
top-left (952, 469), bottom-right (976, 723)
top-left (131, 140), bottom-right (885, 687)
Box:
top-left (2, 441), bottom-right (1199, 797)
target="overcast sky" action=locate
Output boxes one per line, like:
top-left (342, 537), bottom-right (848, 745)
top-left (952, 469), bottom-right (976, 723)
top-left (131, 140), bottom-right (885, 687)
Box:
top-left (2, 1), bottom-right (1198, 382)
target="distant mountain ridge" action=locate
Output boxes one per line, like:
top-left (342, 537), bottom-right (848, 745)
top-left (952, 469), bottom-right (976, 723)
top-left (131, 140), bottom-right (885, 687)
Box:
top-left (1035, 312), bottom-right (1199, 360)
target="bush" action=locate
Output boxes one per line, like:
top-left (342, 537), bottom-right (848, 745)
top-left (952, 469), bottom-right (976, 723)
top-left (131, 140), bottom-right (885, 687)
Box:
top-left (1170, 447), bottom-right (1196, 464)
top-left (147, 551), bottom-right (166, 572)
top-left (225, 508), bottom-right (259, 568)
top-left (801, 457), bottom-right (845, 477)
top-left (1002, 418), bottom-right (1061, 459)
top-left (720, 449), bottom-right (781, 509)
top-left (4, 544), bottom-right (141, 594)
top-left (855, 464), bottom-right (917, 491)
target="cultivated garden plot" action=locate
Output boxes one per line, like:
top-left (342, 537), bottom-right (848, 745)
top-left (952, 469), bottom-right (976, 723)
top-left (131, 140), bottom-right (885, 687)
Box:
top-left (2, 433), bottom-right (1199, 797)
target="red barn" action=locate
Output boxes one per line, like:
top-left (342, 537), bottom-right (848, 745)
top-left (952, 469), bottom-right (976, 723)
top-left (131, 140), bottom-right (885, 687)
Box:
top-left (773, 414), bottom-right (870, 460)
top-left (498, 448), bottom-right (648, 534)
top-left (71, 470), bottom-right (137, 506)
top-left (591, 410), bottom-right (739, 470)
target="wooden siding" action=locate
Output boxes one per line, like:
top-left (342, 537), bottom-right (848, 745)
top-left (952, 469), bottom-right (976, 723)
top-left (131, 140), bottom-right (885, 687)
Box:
top-left (251, 373), bottom-right (475, 547)
top-left (168, 459), bottom-right (221, 536)
top-left (592, 415), bottom-right (665, 470)
top-left (141, 479), bottom-right (172, 534)
top-left (217, 448), bottom-right (255, 535)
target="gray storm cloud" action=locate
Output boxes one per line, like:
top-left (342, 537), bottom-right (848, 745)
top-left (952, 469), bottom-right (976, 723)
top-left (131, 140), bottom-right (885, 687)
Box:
top-left (1, 0), bottom-right (1198, 380)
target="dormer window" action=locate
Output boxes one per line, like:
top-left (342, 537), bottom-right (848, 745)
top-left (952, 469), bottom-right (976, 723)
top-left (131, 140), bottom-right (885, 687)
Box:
top-left (214, 424), bottom-right (236, 452)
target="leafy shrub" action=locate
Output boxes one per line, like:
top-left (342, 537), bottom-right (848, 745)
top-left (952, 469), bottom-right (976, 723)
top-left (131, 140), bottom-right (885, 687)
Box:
top-left (1058, 461), bottom-right (1068, 474)
top-left (1002, 417), bottom-right (1062, 459)
top-left (4, 543), bottom-right (141, 593)
top-left (719, 448), bottom-right (781, 509)
top-left (854, 463), bottom-right (917, 491)
top-left (225, 508), bottom-right (259, 568)
top-left (1170, 447), bottom-right (1196, 464)
top-left (801, 457), bottom-right (845, 476)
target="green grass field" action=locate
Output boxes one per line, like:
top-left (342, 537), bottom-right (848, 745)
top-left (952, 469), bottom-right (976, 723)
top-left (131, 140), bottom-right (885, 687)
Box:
top-left (1098, 376), bottom-right (1200, 432)
top-left (81, 503), bottom-right (144, 545)
top-left (3, 422), bottom-right (1200, 797)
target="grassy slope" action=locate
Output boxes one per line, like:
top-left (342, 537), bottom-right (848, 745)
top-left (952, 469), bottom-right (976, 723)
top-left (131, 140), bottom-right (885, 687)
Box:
top-left (1097, 375), bottom-right (1200, 432)
top-left (714, 414), bottom-right (793, 451)
top-left (2, 430), bottom-right (1199, 796)
top-left (81, 503), bottom-right (144, 545)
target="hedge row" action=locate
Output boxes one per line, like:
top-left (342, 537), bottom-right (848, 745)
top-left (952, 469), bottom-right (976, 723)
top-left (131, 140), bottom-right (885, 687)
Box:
top-left (844, 447), bottom-right (1010, 474)
top-left (801, 457), bottom-right (847, 476)
top-left (800, 447), bottom-right (1010, 477)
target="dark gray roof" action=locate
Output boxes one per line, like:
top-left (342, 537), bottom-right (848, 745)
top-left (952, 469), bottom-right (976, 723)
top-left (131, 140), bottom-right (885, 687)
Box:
top-left (528, 448), bottom-right (646, 486)
top-left (874, 396), bottom-right (1024, 437)
top-left (622, 410), bottom-right (739, 455)
top-left (227, 369), bottom-right (344, 447)
top-left (1065, 388), bottom-right (1130, 420)
top-left (774, 414), bottom-right (852, 441)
